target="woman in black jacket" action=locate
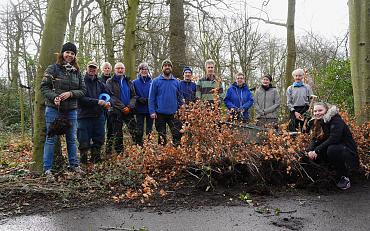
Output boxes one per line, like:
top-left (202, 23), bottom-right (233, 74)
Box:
top-left (307, 102), bottom-right (359, 190)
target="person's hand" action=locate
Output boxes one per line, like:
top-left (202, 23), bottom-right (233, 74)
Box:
top-left (104, 102), bottom-right (111, 109)
top-left (294, 111), bottom-right (304, 121)
top-left (98, 100), bottom-right (105, 106)
top-left (122, 107), bottom-right (130, 115)
top-left (150, 113), bottom-right (157, 119)
top-left (59, 91), bottom-right (72, 101)
top-left (54, 96), bottom-right (61, 106)
top-left (308, 151), bottom-right (318, 160)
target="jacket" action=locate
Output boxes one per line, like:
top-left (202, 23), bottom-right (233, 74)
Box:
top-left (78, 74), bottom-right (110, 119)
top-left (224, 82), bottom-right (254, 120)
top-left (196, 75), bottom-right (225, 102)
top-left (179, 80), bottom-right (196, 103)
top-left (308, 106), bottom-right (358, 158)
top-left (286, 83), bottom-right (313, 112)
top-left (106, 75), bottom-right (136, 113)
top-left (148, 74), bottom-right (183, 115)
top-left (254, 86), bottom-right (280, 119)
top-left (132, 75), bottom-right (152, 114)
top-left (41, 63), bottom-right (86, 111)
top-left (99, 73), bottom-right (112, 84)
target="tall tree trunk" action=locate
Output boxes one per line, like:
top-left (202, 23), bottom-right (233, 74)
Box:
top-left (97, 0), bottom-right (115, 65)
top-left (285, 0), bottom-right (296, 90)
top-left (124, 0), bottom-right (140, 79)
top-left (348, 0), bottom-right (370, 123)
top-left (32, 0), bottom-right (72, 173)
top-left (169, 0), bottom-right (186, 79)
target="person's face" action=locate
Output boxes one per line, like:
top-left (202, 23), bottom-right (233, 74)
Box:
top-left (235, 75), bottom-right (245, 86)
top-left (206, 64), bottom-right (215, 75)
top-left (102, 65), bottom-right (111, 75)
top-left (162, 64), bottom-right (172, 75)
top-left (114, 65), bottom-right (125, 76)
top-left (139, 67), bottom-right (149, 77)
top-left (293, 72), bottom-right (304, 82)
top-left (313, 105), bottom-right (327, 119)
top-left (87, 66), bottom-right (98, 76)
top-left (262, 77), bottom-right (270, 86)
top-left (63, 51), bottom-right (75, 63)
top-left (183, 71), bottom-right (192, 81)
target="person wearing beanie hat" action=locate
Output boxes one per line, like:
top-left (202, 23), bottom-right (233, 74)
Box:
top-left (161, 59), bottom-right (172, 68)
top-left (179, 66), bottom-right (196, 104)
top-left (40, 41), bottom-right (86, 180)
top-left (254, 74), bottom-right (280, 128)
top-left (61, 42), bottom-right (77, 55)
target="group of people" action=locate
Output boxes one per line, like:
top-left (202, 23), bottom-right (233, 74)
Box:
top-left (40, 42), bottom-right (359, 190)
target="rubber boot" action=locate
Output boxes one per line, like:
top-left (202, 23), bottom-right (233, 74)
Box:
top-left (80, 149), bottom-right (89, 164)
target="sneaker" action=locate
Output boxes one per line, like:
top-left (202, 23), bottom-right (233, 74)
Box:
top-left (69, 166), bottom-right (85, 174)
top-left (44, 170), bottom-right (55, 182)
top-left (337, 176), bottom-right (351, 190)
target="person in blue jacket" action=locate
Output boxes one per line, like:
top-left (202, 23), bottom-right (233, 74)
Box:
top-left (224, 72), bottom-right (254, 122)
top-left (179, 66), bottom-right (196, 104)
top-left (78, 61), bottom-right (111, 164)
top-left (149, 59), bottom-right (184, 146)
top-left (132, 62), bottom-right (153, 145)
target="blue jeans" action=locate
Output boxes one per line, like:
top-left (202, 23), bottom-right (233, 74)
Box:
top-left (77, 114), bottom-right (106, 150)
top-left (43, 106), bottom-right (78, 171)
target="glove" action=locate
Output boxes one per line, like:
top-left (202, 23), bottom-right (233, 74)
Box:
top-left (137, 97), bottom-right (148, 104)
top-left (122, 107), bottom-right (130, 115)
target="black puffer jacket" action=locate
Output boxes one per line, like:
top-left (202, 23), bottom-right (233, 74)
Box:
top-left (41, 63), bottom-right (86, 111)
top-left (308, 106), bottom-right (358, 157)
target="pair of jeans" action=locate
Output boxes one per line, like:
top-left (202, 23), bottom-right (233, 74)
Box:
top-left (136, 113), bottom-right (153, 145)
top-left (155, 113), bottom-right (182, 146)
top-left (77, 114), bottom-right (106, 150)
top-left (43, 106), bottom-right (78, 171)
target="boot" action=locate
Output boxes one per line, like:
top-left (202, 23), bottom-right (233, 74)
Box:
top-left (91, 147), bottom-right (102, 164)
top-left (80, 149), bottom-right (89, 165)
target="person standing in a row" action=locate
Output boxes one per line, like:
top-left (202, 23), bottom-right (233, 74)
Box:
top-left (179, 66), bottom-right (196, 104)
top-left (41, 42), bottom-right (86, 179)
top-left (149, 59), bottom-right (184, 146)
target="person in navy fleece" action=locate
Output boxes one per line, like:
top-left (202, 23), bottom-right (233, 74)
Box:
top-left (149, 59), bottom-right (184, 146)
top-left (224, 72), bottom-right (254, 122)
top-left (132, 62), bottom-right (153, 145)
top-left (179, 66), bottom-right (196, 104)
top-left (106, 62), bottom-right (140, 155)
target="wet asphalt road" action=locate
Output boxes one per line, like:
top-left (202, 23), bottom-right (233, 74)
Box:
top-left (1, 181), bottom-right (369, 231)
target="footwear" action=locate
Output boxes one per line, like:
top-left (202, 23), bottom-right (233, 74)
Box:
top-left (44, 170), bottom-right (55, 182)
top-left (337, 176), bottom-right (351, 190)
top-left (91, 147), bottom-right (102, 164)
top-left (69, 166), bottom-right (85, 174)
top-left (80, 149), bottom-right (88, 165)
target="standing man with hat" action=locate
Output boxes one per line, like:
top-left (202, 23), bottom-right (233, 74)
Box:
top-left (179, 66), bottom-right (196, 104)
top-left (149, 59), bottom-right (184, 146)
top-left (77, 61), bottom-right (111, 164)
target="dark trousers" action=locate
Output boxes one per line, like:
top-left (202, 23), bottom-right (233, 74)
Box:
top-left (136, 113), bottom-right (153, 145)
top-left (155, 113), bottom-right (182, 146)
top-left (288, 105), bottom-right (309, 132)
top-left (77, 114), bottom-right (105, 150)
top-left (325, 144), bottom-right (358, 178)
top-left (106, 111), bottom-right (139, 154)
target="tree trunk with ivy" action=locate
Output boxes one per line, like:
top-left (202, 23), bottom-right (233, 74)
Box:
top-left (348, 0), bottom-right (370, 123)
top-left (124, 0), bottom-right (140, 79)
top-left (32, 0), bottom-right (72, 173)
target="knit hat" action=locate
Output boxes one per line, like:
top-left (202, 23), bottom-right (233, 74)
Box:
top-left (263, 74), bottom-right (272, 82)
top-left (61, 42), bottom-right (77, 54)
top-left (161, 59), bottom-right (172, 68)
top-left (183, 66), bottom-right (192, 74)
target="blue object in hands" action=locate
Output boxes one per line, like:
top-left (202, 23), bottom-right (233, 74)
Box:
top-left (98, 93), bottom-right (110, 102)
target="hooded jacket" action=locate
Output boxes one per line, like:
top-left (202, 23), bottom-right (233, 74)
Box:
top-left (224, 82), bottom-right (254, 120)
top-left (132, 75), bottom-right (152, 114)
top-left (254, 85), bottom-right (280, 119)
top-left (41, 63), bottom-right (86, 111)
top-left (308, 106), bottom-right (358, 158)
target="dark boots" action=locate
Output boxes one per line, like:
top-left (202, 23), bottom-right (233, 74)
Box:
top-left (80, 149), bottom-right (88, 165)
top-left (91, 147), bottom-right (102, 163)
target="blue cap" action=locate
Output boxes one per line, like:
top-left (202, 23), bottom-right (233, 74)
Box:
top-left (98, 93), bottom-right (110, 102)
top-left (183, 66), bottom-right (192, 75)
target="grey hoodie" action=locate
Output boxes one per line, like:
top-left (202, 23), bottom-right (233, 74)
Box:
top-left (254, 86), bottom-right (280, 119)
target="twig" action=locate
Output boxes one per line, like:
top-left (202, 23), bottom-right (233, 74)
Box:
top-left (186, 169), bottom-right (200, 179)
top-left (299, 163), bottom-right (315, 183)
top-left (100, 226), bottom-right (144, 231)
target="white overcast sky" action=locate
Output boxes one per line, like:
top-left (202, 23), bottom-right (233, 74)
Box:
top-left (240, 0), bottom-right (349, 39)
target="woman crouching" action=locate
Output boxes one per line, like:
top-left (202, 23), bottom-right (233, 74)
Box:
top-left (307, 102), bottom-right (359, 190)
